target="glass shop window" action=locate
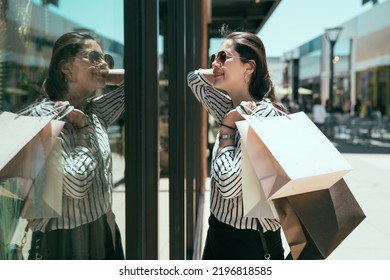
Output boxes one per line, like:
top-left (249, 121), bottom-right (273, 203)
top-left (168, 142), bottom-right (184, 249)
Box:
top-left (0, 0), bottom-right (124, 260)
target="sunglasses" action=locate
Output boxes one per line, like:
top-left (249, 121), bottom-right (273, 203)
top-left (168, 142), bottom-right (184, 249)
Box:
top-left (82, 50), bottom-right (115, 69)
top-left (209, 50), bottom-right (246, 68)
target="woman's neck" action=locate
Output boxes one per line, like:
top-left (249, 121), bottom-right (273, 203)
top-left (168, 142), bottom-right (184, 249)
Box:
top-left (64, 90), bottom-right (89, 111)
top-left (230, 89), bottom-right (253, 107)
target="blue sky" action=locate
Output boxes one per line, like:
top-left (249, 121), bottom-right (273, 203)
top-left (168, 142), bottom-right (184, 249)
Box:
top-left (258, 0), bottom-right (385, 56)
top-left (31, 0), bottom-right (124, 44)
top-left (32, 0), bottom-right (386, 57)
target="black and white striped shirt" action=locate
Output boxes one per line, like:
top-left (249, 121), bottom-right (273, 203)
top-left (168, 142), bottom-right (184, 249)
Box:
top-left (187, 70), bottom-right (281, 232)
top-left (27, 85), bottom-right (125, 232)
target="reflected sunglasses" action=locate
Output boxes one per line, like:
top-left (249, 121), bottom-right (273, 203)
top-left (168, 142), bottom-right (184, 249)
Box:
top-left (81, 50), bottom-right (115, 69)
top-left (209, 50), bottom-right (247, 68)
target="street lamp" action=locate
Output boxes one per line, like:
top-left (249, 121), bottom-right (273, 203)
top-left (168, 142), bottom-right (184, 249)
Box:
top-left (325, 27), bottom-right (342, 112)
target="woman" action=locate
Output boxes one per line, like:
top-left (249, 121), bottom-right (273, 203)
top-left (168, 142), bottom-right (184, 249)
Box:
top-left (311, 96), bottom-right (327, 132)
top-left (187, 30), bottom-right (285, 260)
top-left (26, 32), bottom-right (125, 260)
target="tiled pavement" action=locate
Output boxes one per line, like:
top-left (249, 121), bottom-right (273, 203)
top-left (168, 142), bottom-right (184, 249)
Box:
top-left (112, 142), bottom-right (390, 260)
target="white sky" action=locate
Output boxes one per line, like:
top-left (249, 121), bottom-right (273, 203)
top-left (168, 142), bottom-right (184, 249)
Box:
top-left (258, 0), bottom-right (384, 56)
top-left (32, 0), bottom-right (386, 57)
top-left (31, 0), bottom-right (124, 44)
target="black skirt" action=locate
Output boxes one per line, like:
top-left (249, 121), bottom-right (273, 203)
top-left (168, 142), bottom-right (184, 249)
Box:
top-left (28, 213), bottom-right (124, 260)
top-left (202, 214), bottom-right (285, 260)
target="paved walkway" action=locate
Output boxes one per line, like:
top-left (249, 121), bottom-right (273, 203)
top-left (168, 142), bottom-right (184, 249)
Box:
top-left (112, 141), bottom-right (390, 260)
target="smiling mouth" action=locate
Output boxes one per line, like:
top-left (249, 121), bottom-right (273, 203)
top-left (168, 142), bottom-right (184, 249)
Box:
top-left (90, 67), bottom-right (106, 80)
top-left (213, 72), bottom-right (224, 79)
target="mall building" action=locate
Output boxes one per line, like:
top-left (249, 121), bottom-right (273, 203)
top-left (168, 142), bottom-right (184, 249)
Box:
top-left (282, 0), bottom-right (390, 116)
top-left (0, 0), bottom-right (283, 260)
top-left (0, 0), bottom-right (124, 112)
top-left (2, 0), bottom-right (387, 261)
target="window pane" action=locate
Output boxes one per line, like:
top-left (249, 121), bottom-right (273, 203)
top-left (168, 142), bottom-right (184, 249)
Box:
top-left (0, 0), bottom-right (124, 260)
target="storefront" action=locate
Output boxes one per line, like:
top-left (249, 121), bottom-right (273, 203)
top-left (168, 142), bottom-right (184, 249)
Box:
top-left (0, 0), bottom-right (280, 260)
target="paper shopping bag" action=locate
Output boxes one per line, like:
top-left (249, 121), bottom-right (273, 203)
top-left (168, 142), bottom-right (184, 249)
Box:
top-left (237, 120), bottom-right (278, 219)
top-left (273, 178), bottom-right (366, 259)
top-left (0, 111), bottom-right (54, 176)
top-left (239, 111), bottom-right (352, 199)
top-left (0, 111), bottom-right (64, 199)
top-left (20, 137), bottom-right (63, 219)
top-left (0, 178), bottom-right (32, 200)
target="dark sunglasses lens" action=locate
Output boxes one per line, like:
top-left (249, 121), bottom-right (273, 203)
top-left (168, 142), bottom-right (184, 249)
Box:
top-left (88, 51), bottom-right (101, 63)
top-left (104, 54), bottom-right (114, 69)
top-left (209, 54), bottom-right (216, 68)
top-left (219, 51), bottom-right (226, 64)
top-left (210, 51), bottom-right (227, 67)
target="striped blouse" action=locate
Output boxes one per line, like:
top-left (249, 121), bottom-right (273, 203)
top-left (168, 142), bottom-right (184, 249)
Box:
top-left (187, 70), bottom-right (281, 232)
top-left (27, 84), bottom-right (125, 232)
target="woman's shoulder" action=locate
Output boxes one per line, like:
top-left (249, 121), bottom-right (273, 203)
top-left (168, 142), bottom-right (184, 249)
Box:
top-left (254, 99), bottom-right (279, 117)
top-left (22, 100), bottom-right (61, 118)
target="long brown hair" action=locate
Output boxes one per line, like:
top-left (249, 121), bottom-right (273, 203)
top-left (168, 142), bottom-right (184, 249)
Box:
top-left (43, 32), bottom-right (96, 100)
top-left (223, 30), bottom-right (286, 112)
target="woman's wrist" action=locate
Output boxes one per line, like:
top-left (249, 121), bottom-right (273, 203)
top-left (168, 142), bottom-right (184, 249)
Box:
top-left (78, 133), bottom-right (91, 145)
top-left (77, 136), bottom-right (97, 154)
top-left (219, 125), bottom-right (235, 134)
top-left (218, 130), bottom-right (235, 152)
top-left (219, 134), bottom-right (235, 141)
top-left (217, 136), bottom-right (235, 155)
top-left (220, 123), bottom-right (236, 131)
top-left (77, 125), bottom-right (93, 147)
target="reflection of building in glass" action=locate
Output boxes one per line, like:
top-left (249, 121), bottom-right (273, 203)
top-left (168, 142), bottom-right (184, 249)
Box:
top-left (0, 0), bottom-right (124, 112)
top-left (0, 0), bottom-right (124, 260)
top-left (282, 0), bottom-right (390, 116)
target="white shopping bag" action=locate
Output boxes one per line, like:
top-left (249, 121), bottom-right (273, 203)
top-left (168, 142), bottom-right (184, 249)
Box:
top-left (236, 110), bottom-right (352, 199)
top-left (20, 137), bottom-right (63, 219)
top-left (0, 111), bottom-right (64, 199)
top-left (1, 112), bottom-right (54, 177)
top-left (238, 120), bottom-right (278, 219)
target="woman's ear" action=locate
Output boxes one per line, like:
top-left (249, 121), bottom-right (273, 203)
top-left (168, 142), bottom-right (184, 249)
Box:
top-left (245, 59), bottom-right (256, 76)
top-left (60, 60), bottom-right (72, 78)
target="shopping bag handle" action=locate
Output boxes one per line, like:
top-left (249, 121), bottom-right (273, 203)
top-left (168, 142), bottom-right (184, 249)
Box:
top-left (58, 106), bottom-right (74, 120)
top-left (15, 100), bottom-right (74, 120)
top-left (237, 101), bottom-right (291, 120)
top-left (15, 101), bottom-right (43, 117)
top-left (236, 104), bottom-right (254, 118)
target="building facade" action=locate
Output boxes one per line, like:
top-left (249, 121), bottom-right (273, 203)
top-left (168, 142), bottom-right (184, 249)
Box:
top-left (283, 0), bottom-right (390, 117)
top-left (0, 0), bottom-right (124, 260)
top-left (0, 0), bottom-right (124, 112)
top-left (0, 0), bottom-right (280, 260)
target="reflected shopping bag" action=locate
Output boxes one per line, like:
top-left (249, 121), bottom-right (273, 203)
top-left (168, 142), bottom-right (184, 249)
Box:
top-left (20, 137), bottom-right (63, 219)
top-left (237, 110), bottom-right (352, 199)
top-left (237, 120), bottom-right (278, 219)
top-left (0, 178), bottom-right (31, 200)
top-left (0, 111), bottom-right (64, 199)
top-left (273, 178), bottom-right (366, 260)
